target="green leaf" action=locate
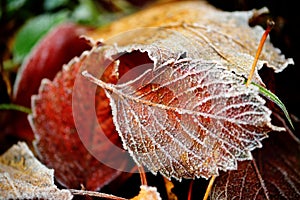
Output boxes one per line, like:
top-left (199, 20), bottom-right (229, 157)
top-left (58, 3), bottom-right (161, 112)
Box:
top-left (12, 11), bottom-right (69, 65)
top-left (6, 0), bottom-right (27, 13)
top-left (251, 82), bottom-right (294, 129)
top-left (43, 0), bottom-right (69, 11)
top-left (71, 0), bottom-right (100, 26)
top-left (71, 0), bottom-right (137, 27)
top-left (0, 104), bottom-right (31, 114)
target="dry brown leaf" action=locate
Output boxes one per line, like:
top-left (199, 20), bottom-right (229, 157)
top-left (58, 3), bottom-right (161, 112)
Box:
top-left (0, 142), bottom-right (73, 200)
top-left (86, 1), bottom-right (293, 84)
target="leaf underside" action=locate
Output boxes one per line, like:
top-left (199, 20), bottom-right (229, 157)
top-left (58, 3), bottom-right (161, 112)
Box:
top-left (83, 58), bottom-right (283, 180)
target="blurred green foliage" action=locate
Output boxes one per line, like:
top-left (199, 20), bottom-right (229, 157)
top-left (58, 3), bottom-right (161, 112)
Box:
top-left (1, 0), bottom-right (137, 67)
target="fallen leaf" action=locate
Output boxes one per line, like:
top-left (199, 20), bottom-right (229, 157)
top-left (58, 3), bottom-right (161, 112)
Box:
top-left (80, 0), bottom-right (293, 181)
top-left (87, 1), bottom-right (293, 82)
top-left (83, 57), bottom-right (283, 180)
top-left (28, 0), bottom-right (295, 196)
top-left (210, 128), bottom-right (300, 199)
top-left (12, 11), bottom-right (69, 65)
top-left (28, 51), bottom-right (129, 190)
top-left (7, 22), bottom-right (91, 142)
top-left (13, 22), bottom-right (91, 107)
top-left (0, 142), bottom-right (73, 200)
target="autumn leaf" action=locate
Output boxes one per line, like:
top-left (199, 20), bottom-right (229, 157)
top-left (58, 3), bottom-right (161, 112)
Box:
top-left (13, 22), bottom-right (91, 107)
top-left (86, 1), bottom-right (293, 82)
top-left (0, 142), bottom-right (72, 200)
top-left (28, 33), bottom-right (155, 189)
top-left (28, 49), bottom-right (126, 190)
top-left (82, 57), bottom-right (284, 180)
top-left (5, 22), bottom-right (91, 142)
top-left (210, 127), bottom-right (300, 199)
top-left (78, 0), bottom-right (293, 183)
top-left (27, 0), bottom-right (295, 198)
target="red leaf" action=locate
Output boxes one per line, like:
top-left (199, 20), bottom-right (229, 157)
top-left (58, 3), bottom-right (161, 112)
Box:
top-left (13, 22), bottom-right (91, 107)
top-left (29, 48), bottom-right (153, 190)
top-left (211, 124), bottom-right (300, 199)
top-left (29, 55), bottom-right (116, 190)
top-left (83, 57), bottom-right (284, 180)
top-left (8, 22), bottom-right (91, 141)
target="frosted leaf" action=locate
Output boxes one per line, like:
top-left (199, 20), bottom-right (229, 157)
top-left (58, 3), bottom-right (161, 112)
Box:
top-left (87, 1), bottom-right (293, 85)
top-left (82, 58), bottom-right (284, 180)
top-left (0, 142), bottom-right (73, 200)
top-left (210, 128), bottom-right (300, 199)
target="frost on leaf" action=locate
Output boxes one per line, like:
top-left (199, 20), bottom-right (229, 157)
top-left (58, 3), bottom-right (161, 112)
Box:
top-left (28, 50), bottom-right (126, 190)
top-left (28, 0), bottom-right (294, 189)
top-left (80, 0), bottom-right (293, 181)
top-left (87, 1), bottom-right (293, 85)
top-left (83, 58), bottom-right (284, 180)
top-left (0, 142), bottom-right (72, 200)
top-left (210, 129), bottom-right (300, 199)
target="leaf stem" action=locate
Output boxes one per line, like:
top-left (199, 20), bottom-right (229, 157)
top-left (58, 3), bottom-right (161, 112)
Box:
top-left (0, 103), bottom-right (31, 114)
top-left (82, 70), bottom-right (116, 92)
top-left (203, 175), bottom-right (216, 200)
top-left (138, 165), bottom-right (148, 186)
top-left (69, 189), bottom-right (127, 200)
top-left (246, 20), bottom-right (275, 86)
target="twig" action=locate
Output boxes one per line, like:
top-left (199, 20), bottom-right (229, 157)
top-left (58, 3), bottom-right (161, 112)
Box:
top-left (69, 189), bottom-right (128, 200)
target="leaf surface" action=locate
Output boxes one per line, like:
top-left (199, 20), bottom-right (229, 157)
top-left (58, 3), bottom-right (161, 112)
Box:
top-left (8, 22), bottom-right (91, 142)
top-left (211, 129), bottom-right (300, 199)
top-left (83, 58), bottom-right (284, 180)
top-left (87, 1), bottom-right (293, 81)
top-left (27, 0), bottom-right (296, 195)
top-left (29, 50), bottom-right (125, 190)
top-left (0, 142), bottom-right (73, 200)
